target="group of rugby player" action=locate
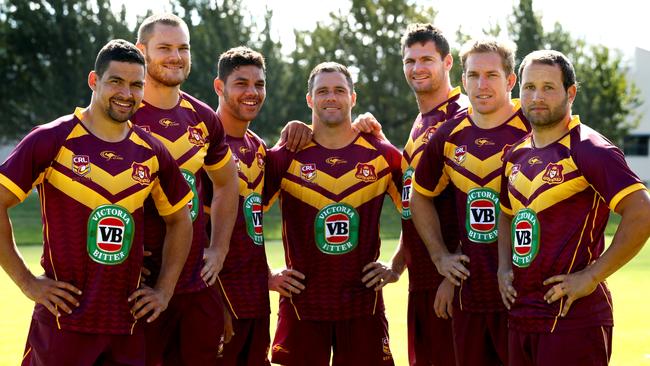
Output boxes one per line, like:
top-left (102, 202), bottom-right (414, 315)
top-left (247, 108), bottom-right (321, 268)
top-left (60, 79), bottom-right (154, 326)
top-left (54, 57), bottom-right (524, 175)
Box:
top-left (0, 12), bottom-right (648, 366)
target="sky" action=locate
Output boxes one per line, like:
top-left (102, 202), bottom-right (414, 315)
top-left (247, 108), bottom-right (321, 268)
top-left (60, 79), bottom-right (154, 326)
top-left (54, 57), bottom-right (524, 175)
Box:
top-left (111, 0), bottom-right (650, 60)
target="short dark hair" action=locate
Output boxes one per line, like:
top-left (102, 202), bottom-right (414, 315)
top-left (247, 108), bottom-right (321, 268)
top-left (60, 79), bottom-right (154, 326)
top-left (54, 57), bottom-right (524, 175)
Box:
top-left (459, 38), bottom-right (517, 75)
top-left (518, 50), bottom-right (577, 91)
top-left (217, 46), bottom-right (266, 82)
top-left (307, 62), bottom-right (354, 95)
top-left (137, 13), bottom-right (189, 45)
top-left (400, 23), bottom-right (450, 58)
top-left (94, 39), bottom-right (145, 77)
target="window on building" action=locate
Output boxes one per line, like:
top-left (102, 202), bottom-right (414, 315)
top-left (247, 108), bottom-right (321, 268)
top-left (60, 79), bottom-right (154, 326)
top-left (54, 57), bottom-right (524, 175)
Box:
top-left (623, 135), bottom-right (650, 156)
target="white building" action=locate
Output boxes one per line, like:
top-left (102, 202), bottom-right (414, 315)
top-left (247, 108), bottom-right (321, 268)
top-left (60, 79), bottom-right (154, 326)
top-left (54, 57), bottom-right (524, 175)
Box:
top-left (624, 47), bottom-right (650, 184)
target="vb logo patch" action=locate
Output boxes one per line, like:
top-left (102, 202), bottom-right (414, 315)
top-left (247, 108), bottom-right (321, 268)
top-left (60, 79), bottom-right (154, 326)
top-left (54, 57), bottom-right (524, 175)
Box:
top-left (509, 164), bottom-right (521, 185)
top-left (542, 163), bottom-right (564, 184)
top-left (454, 145), bottom-right (467, 166)
top-left (511, 208), bottom-right (540, 268)
top-left (243, 193), bottom-right (264, 245)
top-left (72, 155), bottom-right (91, 177)
top-left (131, 163), bottom-right (151, 185)
top-left (187, 126), bottom-right (206, 147)
top-left (159, 118), bottom-right (178, 128)
top-left (466, 188), bottom-right (499, 243)
top-left (181, 169), bottom-right (199, 222)
top-left (300, 163), bottom-right (317, 182)
top-left (87, 204), bottom-right (134, 265)
top-left (314, 203), bottom-right (359, 255)
top-left (401, 167), bottom-right (414, 219)
top-left (355, 163), bottom-right (377, 182)
top-left (421, 126), bottom-right (436, 143)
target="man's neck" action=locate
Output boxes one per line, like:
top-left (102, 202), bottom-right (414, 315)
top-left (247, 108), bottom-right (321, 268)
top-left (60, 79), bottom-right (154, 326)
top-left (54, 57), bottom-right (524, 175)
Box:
top-left (81, 105), bottom-right (129, 142)
top-left (470, 100), bottom-right (515, 130)
top-left (531, 115), bottom-right (572, 148)
top-left (217, 107), bottom-right (250, 138)
top-left (415, 84), bottom-right (452, 114)
top-left (312, 119), bottom-right (357, 149)
top-left (143, 78), bottom-right (181, 110)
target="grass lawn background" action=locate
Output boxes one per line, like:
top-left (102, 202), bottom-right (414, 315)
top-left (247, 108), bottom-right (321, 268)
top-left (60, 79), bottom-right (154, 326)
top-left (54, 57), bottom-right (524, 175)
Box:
top-left (0, 195), bottom-right (647, 365)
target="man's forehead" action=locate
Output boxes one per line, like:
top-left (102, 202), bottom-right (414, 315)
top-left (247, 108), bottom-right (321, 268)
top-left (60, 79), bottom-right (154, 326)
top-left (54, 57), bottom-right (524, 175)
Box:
top-left (103, 61), bottom-right (145, 79)
top-left (230, 65), bottom-right (265, 80)
top-left (314, 72), bottom-right (348, 87)
top-left (404, 41), bottom-right (440, 58)
top-left (523, 62), bottom-right (562, 81)
top-left (149, 23), bottom-right (189, 43)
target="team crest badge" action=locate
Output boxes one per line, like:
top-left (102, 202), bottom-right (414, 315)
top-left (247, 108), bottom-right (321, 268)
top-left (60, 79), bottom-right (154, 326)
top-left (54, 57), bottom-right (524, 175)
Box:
top-left (243, 193), bottom-right (264, 245)
top-left (159, 118), bottom-right (178, 128)
top-left (475, 137), bottom-right (494, 147)
top-left (355, 163), bottom-right (377, 182)
top-left (421, 126), bottom-right (436, 143)
top-left (100, 151), bottom-right (123, 161)
top-left (401, 167), bottom-right (414, 219)
top-left (300, 163), bottom-right (317, 182)
top-left (131, 163), bottom-right (151, 185)
top-left (466, 188), bottom-right (500, 243)
top-left (511, 208), bottom-right (540, 268)
top-left (72, 155), bottom-right (91, 177)
top-left (87, 204), bottom-right (134, 265)
top-left (325, 157), bottom-right (347, 166)
top-left (187, 127), bottom-right (206, 147)
top-left (256, 152), bottom-right (265, 169)
top-left (314, 203), bottom-right (359, 255)
top-left (509, 164), bottom-right (521, 185)
top-left (454, 145), bottom-right (467, 165)
top-left (542, 163), bottom-right (564, 184)
top-left (181, 170), bottom-right (199, 222)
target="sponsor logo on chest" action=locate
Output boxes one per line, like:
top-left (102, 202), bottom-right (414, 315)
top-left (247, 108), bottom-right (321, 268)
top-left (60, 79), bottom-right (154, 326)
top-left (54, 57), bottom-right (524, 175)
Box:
top-left (511, 208), bottom-right (540, 268)
top-left (325, 156), bottom-right (347, 166)
top-left (355, 163), bottom-right (377, 182)
top-left (72, 155), bottom-right (91, 177)
top-left (100, 151), bottom-right (123, 161)
top-left (466, 188), bottom-right (500, 243)
top-left (86, 204), bottom-right (134, 265)
top-left (159, 118), bottom-right (178, 128)
top-left (300, 163), bottom-right (317, 182)
top-left (243, 193), bottom-right (264, 245)
top-left (401, 167), bottom-right (414, 219)
top-left (314, 203), bottom-right (360, 255)
top-left (475, 137), bottom-right (494, 147)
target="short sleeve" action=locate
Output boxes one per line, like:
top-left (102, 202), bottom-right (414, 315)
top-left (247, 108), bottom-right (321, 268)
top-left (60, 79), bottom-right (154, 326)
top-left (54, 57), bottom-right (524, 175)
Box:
top-left (262, 145), bottom-right (292, 209)
top-left (149, 139), bottom-right (193, 216)
top-left (204, 111), bottom-right (233, 171)
top-left (412, 128), bottom-right (449, 198)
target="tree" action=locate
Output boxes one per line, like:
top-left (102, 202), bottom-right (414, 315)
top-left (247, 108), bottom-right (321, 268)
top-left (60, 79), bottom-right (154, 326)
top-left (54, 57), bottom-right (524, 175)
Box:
top-left (288, 0), bottom-right (436, 143)
top-left (0, 0), bottom-right (132, 141)
top-left (508, 0), bottom-right (543, 98)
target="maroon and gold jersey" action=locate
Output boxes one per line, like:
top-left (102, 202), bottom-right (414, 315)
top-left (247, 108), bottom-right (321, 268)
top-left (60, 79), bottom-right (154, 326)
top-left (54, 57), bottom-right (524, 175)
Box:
top-left (500, 116), bottom-right (646, 332)
top-left (131, 92), bottom-right (232, 294)
top-left (217, 130), bottom-right (270, 319)
top-left (401, 87), bottom-right (468, 291)
top-left (413, 101), bottom-right (530, 312)
top-left (0, 108), bottom-right (191, 334)
top-left (264, 133), bottom-right (402, 321)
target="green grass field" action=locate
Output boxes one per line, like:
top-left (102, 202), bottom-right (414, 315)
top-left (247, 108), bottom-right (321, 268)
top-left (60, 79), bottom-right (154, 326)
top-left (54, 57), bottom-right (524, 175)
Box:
top-left (0, 195), bottom-right (647, 365)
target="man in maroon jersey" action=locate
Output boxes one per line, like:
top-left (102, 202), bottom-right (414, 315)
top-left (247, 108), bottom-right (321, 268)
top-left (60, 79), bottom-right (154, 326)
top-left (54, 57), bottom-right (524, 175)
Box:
top-left (212, 46), bottom-right (313, 365)
top-left (264, 62), bottom-right (402, 366)
top-left (411, 39), bottom-right (530, 366)
top-left (0, 39), bottom-right (192, 366)
top-left (131, 14), bottom-right (239, 366)
top-left (498, 49), bottom-right (650, 366)
top-left (352, 23), bottom-right (468, 366)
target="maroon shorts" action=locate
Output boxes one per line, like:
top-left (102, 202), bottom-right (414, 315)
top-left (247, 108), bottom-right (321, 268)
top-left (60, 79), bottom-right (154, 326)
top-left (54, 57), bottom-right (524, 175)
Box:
top-left (407, 290), bottom-right (455, 366)
top-left (509, 326), bottom-right (612, 366)
top-left (144, 286), bottom-right (224, 366)
top-left (216, 316), bottom-right (271, 366)
top-left (271, 311), bottom-right (394, 366)
top-left (22, 318), bottom-right (145, 366)
top-left (452, 306), bottom-right (508, 366)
